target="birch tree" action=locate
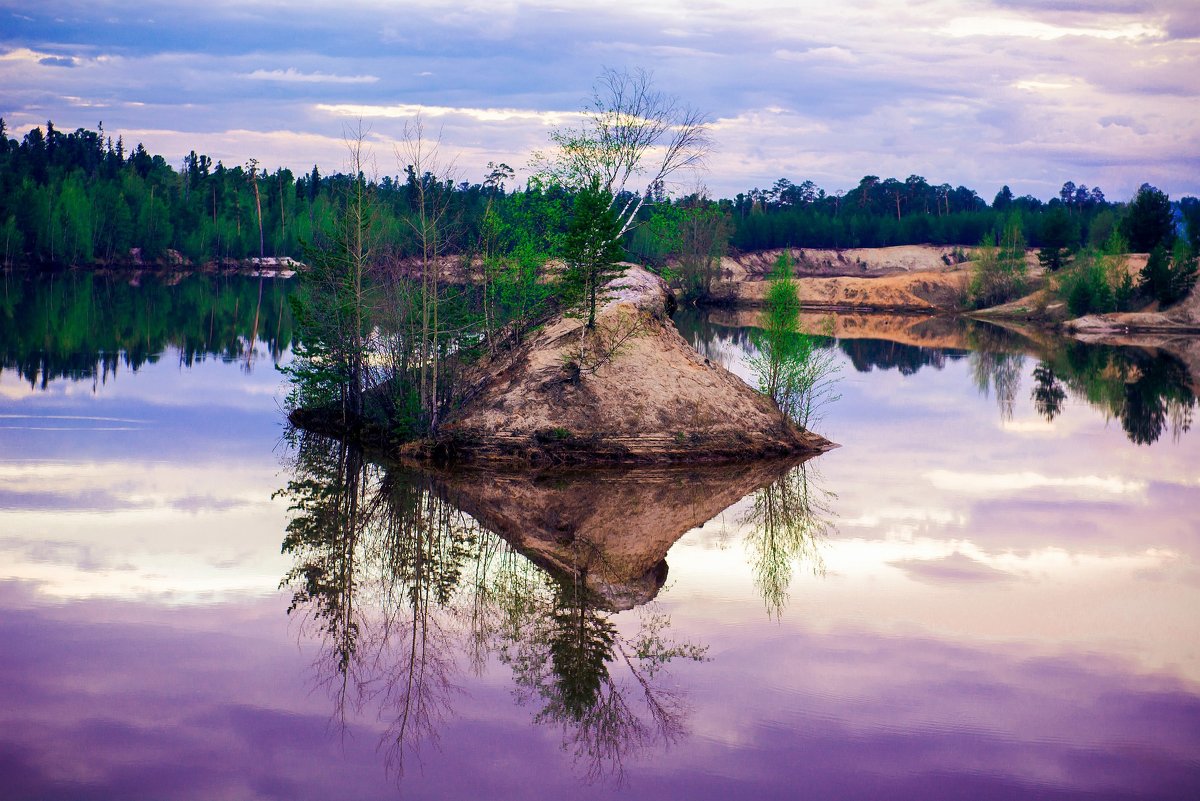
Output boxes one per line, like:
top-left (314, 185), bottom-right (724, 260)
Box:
top-left (397, 118), bottom-right (458, 434)
top-left (534, 67), bottom-right (710, 239)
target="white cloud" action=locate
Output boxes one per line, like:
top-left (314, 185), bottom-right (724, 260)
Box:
top-left (942, 15), bottom-right (1165, 41)
top-left (925, 470), bottom-right (1147, 496)
top-left (315, 102), bottom-right (583, 125)
top-left (774, 46), bottom-right (858, 64)
top-left (242, 68), bottom-right (379, 84)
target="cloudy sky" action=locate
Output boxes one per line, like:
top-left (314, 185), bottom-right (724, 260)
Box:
top-left (2, 0), bottom-right (1198, 201)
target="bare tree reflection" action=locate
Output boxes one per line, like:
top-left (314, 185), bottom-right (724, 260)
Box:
top-left (278, 431), bottom-right (709, 783)
top-left (740, 462), bottom-right (835, 618)
top-left (279, 432), bottom-right (472, 775)
top-left (971, 350), bottom-right (1026, 421)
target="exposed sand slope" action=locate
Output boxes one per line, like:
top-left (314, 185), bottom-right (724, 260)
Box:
top-left (433, 459), bottom-right (802, 609)
top-left (721, 245), bottom-right (966, 280)
top-left (440, 266), bottom-right (832, 464)
top-left (712, 268), bottom-right (970, 311)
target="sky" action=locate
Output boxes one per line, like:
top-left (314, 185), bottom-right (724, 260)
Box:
top-left (2, 0), bottom-right (1198, 202)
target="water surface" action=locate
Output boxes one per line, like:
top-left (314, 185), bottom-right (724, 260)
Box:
top-left (2, 274), bottom-right (1198, 799)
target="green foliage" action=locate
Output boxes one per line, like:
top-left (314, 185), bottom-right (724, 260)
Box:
top-left (1121, 183), bottom-right (1174, 252)
top-left (477, 188), bottom-right (565, 351)
top-left (1139, 241), bottom-right (1198, 307)
top-left (967, 218), bottom-right (1027, 309)
top-left (642, 196), bottom-right (731, 301)
top-left (283, 169), bottom-right (376, 424)
top-left (561, 179), bottom-right (625, 328)
top-left (1055, 233), bottom-right (1132, 316)
top-left (1087, 207), bottom-right (1118, 248)
top-left (1036, 206), bottom-right (1078, 271)
top-left (0, 120), bottom-right (501, 267)
top-left (1064, 257), bottom-right (1115, 316)
top-left (748, 253), bottom-right (841, 429)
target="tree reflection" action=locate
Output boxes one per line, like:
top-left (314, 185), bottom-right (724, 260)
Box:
top-left (971, 350), bottom-right (1026, 421)
top-left (277, 431), bottom-right (711, 782)
top-left (741, 462), bottom-right (835, 618)
top-left (279, 432), bottom-right (471, 773)
top-left (838, 338), bottom-right (969, 375)
top-left (0, 271), bottom-right (293, 388)
top-left (499, 577), bottom-right (700, 782)
top-left (1038, 344), bottom-right (1196, 445)
top-left (1031, 363), bottom-right (1066, 422)
top-left (1119, 354), bottom-right (1195, 445)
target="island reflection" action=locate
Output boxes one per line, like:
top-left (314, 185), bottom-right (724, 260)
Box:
top-left (277, 431), bottom-right (830, 781)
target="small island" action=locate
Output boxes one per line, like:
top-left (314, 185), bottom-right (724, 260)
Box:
top-left (291, 264), bottom-right (833, 465)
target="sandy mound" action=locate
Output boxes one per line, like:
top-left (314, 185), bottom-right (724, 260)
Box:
top-left (439, 266), bottom-right (832, 464)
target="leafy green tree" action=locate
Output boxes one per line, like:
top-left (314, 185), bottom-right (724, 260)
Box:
top-left (285, 137), bottom-right (377, 428)
top-left (476, 187), bottom-right (565, 353)
top-left (1037, 206), bottom-right (1079, 271)
top-left (748, 253), bottom-right (841, 429)
top-left (1122, 184), bottom-right (1174, 252)
top-left (1054, 232), bottom-right (1130, 316)
top-left (993, 185), bottom-right (1014, 211)
top-left (643, 193), bottom-right (730, 300)
top-left (967, 218), bottom-right (1027, 308)
top-left (562, 179), bottom-right (625, 328)
top-left (1087, 207), bottom-right (1118, 248)
top-left (1139, 242), bottom-right (1198, 307)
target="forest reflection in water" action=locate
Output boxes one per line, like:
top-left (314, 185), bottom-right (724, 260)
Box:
top-left (677, 307), bottom-right (1197, 446)
top-left (963, 324), bottom-right (1196, 445)
top-left (0, 270), bottom-right (293, 388)
top-left (276, 431), bottom-right (832, 781)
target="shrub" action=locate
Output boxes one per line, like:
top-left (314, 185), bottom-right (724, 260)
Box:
top-left (967, 218), bottom-right (1027, 309)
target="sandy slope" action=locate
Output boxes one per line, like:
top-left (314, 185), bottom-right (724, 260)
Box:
top-left (712, 268), bottom-right (971, 311)
top-left (721, 245), bottom-right (966, 280)
top-left (439, 266), bottom-right (832, 464)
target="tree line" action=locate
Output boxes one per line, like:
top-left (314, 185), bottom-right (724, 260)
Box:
top-left (4, 117), bottom-right (1198, 272)
top-left (0, 118), bottom-right (508, 268)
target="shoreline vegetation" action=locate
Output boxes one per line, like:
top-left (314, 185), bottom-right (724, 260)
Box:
top-left (6, 70), bottom-right (1196, 464)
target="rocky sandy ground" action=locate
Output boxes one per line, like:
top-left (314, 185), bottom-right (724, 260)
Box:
top-left (711, 245), bottom-right (976, 311)
top-left (716, 246), bottom-right (1199, 340)
top-left (439, 266), bottom-right (832, 464)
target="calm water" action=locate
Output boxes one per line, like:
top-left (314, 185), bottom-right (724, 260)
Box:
top-left (2, 272), bottom-right (1199, 800)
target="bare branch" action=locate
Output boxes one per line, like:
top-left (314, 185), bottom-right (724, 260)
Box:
top-left (533, 66), bottom-right (712, 235)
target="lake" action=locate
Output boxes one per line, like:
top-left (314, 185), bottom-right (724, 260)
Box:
top-left (2, 271), bottom-right (1198, 800)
